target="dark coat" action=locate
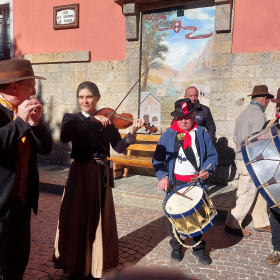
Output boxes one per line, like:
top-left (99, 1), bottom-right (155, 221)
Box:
top-left (194, 102), bottom-right (216, 139)
top-left (0, 105), bottom-right (52, 220)
top-left (60, 112), bottom-right (130, 161)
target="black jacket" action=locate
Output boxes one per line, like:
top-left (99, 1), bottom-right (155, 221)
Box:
top-left (60, 112), bottom-right (132, 162)
top-left (0, 105), bottom-right (52, 220)
top-left (194, 102), bottom-right (216, 139)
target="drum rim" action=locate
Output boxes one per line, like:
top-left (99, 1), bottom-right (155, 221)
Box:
top-left (162, 183), bottom-right (204, 219)
top-left (258, 185), bottom-right (280, 213)
top-left (241, 124), bottom-right (280, 213)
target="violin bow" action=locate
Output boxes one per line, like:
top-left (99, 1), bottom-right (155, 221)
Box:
top-left (108, 71), bottom-right (146, 122)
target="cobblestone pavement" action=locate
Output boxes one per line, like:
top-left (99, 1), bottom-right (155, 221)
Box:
top-left (23, 187), bottom-right (280, 280)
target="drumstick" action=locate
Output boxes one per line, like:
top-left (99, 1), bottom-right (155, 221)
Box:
top-left (182, 163), bottom-right (212, 195)
top-left (167, 187), bottom-right (193, 200)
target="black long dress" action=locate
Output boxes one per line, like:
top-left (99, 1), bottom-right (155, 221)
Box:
top-left (53, 112), bottom-right (133, 278)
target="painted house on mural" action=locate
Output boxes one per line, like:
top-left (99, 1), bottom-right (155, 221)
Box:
top-left (140, 91), bottom-right (161, 127)
top-left (2, 0), bottom-right (280, 182)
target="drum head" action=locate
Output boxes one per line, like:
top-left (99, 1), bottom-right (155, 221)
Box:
top-left (164, 184), bottom-right (203, 219)
top-left (242, 124), bottom-right (280, 213)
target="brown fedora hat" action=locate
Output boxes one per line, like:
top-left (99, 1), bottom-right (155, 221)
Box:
top-left (0, 59), bottom-right (46, 84)
top-left (247, 85), bottom-right (274, 99)
top-left (272, 88), bottom-right (280, 103)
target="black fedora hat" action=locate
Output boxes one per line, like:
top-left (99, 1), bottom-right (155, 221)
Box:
top-left (0, 59), bottom-right (46, 84)
top-left (171, 98), bottom-right (197, 117)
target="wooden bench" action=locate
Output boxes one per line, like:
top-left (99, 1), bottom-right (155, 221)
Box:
top-left (109, 134), bottom-right (161, 177)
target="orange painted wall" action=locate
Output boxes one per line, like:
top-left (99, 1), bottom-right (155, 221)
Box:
top-left (233, 0), bottom-right (280, 53)
top-left (13, 0), bottom-right (126, 61)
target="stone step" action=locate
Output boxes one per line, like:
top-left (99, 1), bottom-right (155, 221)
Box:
top-left (113, 175), bottom-right (236, 212)
top-left (39, 164), bottom-right (236, 214)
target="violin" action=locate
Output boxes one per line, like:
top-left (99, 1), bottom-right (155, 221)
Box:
top-left (95, 107), bottom-right (158, 133)
top-left (94, 71), bottom-right (158, 134)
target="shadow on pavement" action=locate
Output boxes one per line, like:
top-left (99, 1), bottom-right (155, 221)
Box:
top-left (118, 216), bottom-right (168, 264)
top-left (39, 182), bottom-right (65, 195)
top-left (182, 220), bottom-right (242, 260)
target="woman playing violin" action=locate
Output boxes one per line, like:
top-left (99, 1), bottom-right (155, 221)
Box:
top-left (53, 81), bottom-right (145, 279)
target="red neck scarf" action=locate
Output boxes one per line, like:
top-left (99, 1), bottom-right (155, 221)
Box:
top-left (276, 110), bottom-right (280, 119)
top-left (170, 120), bottom-right (198, 149)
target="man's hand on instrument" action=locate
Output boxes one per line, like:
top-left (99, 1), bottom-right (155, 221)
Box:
top-left (197, 170), bottom-right (209, 180)
top-left (18, 98), bottom-right (41, 124)
top-left (158, 176), bottom-right (169, 191)
top-left (28, 97), bottom-right (42, 124)
top-left (91, 115), bottom-right (111, 127)
top-left (130, 118), bottom-right (145, 136)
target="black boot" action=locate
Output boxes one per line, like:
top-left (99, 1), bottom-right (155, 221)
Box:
top-left (171, 248), bottom-right (183, 262)
top-left (192, 239), bottom-right (211, 265)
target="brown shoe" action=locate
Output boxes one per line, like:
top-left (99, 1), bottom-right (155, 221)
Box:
top-left (225, 226), bottom-right (251, 237)
top-left (254, 226), bottom-right (271, 232)
top-left (266, 251), bottom-right (280, 265)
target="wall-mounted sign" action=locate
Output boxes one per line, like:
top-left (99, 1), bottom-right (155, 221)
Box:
top-left (53, 4), bottom-right (79, 30)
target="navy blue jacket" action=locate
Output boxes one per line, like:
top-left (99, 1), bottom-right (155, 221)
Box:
top-left (152, 126), bottom-right (218, 190)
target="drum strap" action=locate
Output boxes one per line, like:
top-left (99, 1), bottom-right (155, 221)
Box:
top-left (266, 118), bottom-right (277, 128)
top-left (176, 133), bottom-right (200, 173)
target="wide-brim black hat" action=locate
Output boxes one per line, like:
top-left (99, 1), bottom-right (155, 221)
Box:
top-left (171, 98), bottom-right (197, 117)
top-left (0, 59), bottom-right (46, 84)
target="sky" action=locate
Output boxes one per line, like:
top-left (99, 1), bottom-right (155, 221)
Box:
top-left (145, 6), bottom-right (216, 71)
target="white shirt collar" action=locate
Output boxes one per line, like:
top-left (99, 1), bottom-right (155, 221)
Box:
top-left (183, 127), bottom-right (197, 134)
top-left (82, 111), bottom-right (91, 118)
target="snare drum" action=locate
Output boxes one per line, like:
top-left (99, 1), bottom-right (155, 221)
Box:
top-left (163, 182), bottom-right (217, 238)
top-left (241, 124), bottom-right (280, 213)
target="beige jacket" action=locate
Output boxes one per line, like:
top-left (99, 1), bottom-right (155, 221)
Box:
top-left (233, 103), bottom-right (266, 160)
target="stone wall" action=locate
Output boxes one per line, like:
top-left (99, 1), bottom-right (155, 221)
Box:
top-left (19, 0), bottom-right (280, 184)
top-left (210, 0), bottom-right (279, 183)
top-left (19, 43), bottom-right (142, 165)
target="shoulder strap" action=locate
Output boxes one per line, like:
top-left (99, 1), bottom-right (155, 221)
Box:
top-left (266, 118), bottom-right (277, 128)
top-left (176, 133), bottom-right (199, 172)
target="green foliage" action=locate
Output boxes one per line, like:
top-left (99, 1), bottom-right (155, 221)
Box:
top-left (141, 15), bottom-right (172, 70)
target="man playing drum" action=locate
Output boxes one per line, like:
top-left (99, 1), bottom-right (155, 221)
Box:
top-left (225, 85), bottom-right (273, 237)
top-left (152, 98), bottom-right (218, 264)
top-left (262, 88), bottom-right (280, 265)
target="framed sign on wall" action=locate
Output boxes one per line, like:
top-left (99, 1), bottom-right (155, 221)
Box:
top-left (53, 3), bottom-right (79, 30)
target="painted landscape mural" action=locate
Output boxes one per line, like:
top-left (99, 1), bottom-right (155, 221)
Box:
top-left (140, 7), bottom-right (216, 128)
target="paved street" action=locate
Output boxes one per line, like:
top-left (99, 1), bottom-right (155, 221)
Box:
top-left (21, 164), bottom-right (280, 279)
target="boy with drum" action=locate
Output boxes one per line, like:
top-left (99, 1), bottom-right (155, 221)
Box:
top-left (152, 98), bottom-right (218, 265)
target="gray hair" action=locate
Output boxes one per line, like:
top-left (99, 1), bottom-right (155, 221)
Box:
top-left (184, 86), bottom-right (199, 97)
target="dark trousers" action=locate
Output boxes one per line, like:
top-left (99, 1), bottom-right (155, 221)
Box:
top-left (270, 208), bottom-right (280, 252)
top-left (0, 196), bottom-right (31, 280)
top-left (166, 178), bottom-right (206, 252)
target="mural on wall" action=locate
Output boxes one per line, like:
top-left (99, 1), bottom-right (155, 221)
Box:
top-left (140, 7), bottom-right (216, 128)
